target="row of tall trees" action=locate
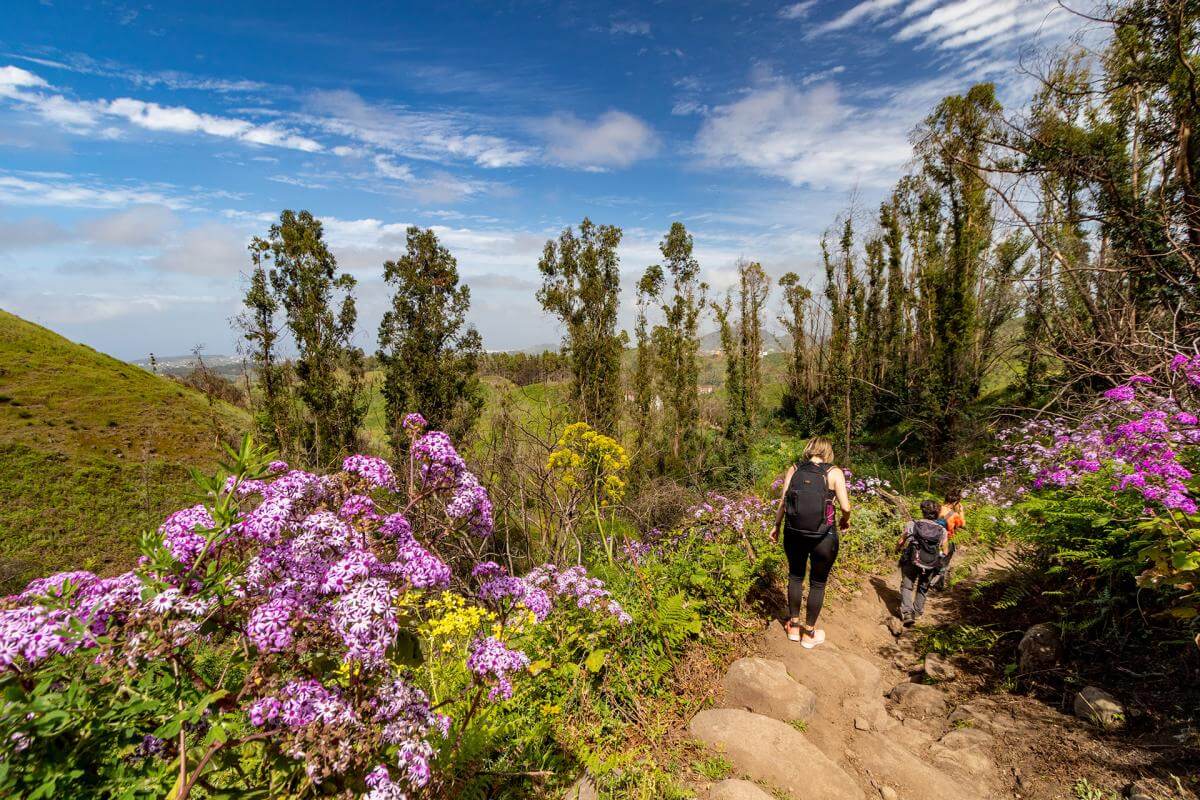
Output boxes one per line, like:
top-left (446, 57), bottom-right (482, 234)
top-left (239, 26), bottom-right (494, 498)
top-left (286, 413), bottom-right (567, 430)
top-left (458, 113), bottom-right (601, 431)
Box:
top-left (238, 212), bottom-right (482, 467)
top-left (775, 0), bottom-right (1197, 458)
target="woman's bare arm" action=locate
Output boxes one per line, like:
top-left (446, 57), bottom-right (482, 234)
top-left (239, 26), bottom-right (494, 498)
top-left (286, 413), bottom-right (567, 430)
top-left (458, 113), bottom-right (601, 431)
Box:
top-left (772, 465), bottom-right (796, 542)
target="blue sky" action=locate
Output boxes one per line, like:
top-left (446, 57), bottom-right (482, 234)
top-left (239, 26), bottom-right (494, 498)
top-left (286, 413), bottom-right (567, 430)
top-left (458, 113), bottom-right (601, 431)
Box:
top-left (0, 0), bottom-right (1084, 359)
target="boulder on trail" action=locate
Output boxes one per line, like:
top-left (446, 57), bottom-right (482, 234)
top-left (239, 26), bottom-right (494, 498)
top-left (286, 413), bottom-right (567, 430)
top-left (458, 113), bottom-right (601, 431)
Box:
top-left (689, 708), bottom-right (864, 800)
top-left (932, 727), bottom-right (996, 776)
top-left (922, 653), bottom-right (957, 682)
top-left (561, 776), bottom-right (598, 800)
top-left (720, 657), bottom-right (817, 722)
top-left (886, 617), bottom-right (905, 637)
top-left (703, 779), bottom-right (776, 800)
top-left (1017, 623), bottom-right (1062, 674)
top-left (850, 731), bottom-right (986, 800)
top-left (888, 682), bottom-right (948, 719)
top-left (1074, 686), bottom-right (1125, 729)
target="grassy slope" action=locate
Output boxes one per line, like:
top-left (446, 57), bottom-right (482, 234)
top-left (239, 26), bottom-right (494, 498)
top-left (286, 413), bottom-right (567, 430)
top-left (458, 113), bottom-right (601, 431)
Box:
top-left (0, 310), bottom-right (249, 590)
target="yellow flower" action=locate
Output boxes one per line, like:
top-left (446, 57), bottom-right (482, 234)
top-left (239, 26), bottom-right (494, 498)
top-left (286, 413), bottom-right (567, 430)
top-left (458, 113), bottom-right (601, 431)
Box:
top-left (547, 421), bottom-right (630, 505)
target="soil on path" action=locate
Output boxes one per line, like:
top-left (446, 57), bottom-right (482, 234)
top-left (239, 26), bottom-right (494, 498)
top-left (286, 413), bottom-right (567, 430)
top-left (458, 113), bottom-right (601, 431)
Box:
top-left (682, 547), bottom-right (1199, 800)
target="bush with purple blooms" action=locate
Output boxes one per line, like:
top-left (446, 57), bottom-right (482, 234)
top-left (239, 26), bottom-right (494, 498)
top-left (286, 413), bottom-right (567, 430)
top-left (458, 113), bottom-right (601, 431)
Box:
top-left (0, 420), bottom-right (630, 799)
top-left (969, 358), bottom-right (1200, 620)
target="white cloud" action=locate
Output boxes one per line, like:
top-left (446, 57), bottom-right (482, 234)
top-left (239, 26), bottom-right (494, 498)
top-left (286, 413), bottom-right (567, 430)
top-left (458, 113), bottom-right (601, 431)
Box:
top-left (609, 19), bottom-right (651, 36)
top-left (534, 111), bottom-right (660, 170)
top-left (893, 0), bottom-right (1076, 52)
top-left (0, 64), bottom-right (323, 152)
top-left (694, 80), bottom-right (913, 190)
top-left (80, 205), bottom-right (180, 246)
top-left (148, 223), bottom-right (248, 276)
top-left (0, 65), bottom-right (47, 96)
top-left (304, 89), bottom-right (535, 168)
top-left (812, 0), bottom-right (903, 34)
top-left (671, 99), bottom-right (709, 116)
top-left (0, 173), bottom-right (192, 209)
top-left (778, 2), bottom-right (817, 20)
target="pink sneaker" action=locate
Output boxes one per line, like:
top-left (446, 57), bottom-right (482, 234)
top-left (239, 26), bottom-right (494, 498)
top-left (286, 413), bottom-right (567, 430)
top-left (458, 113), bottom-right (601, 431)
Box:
top-left (801, 628), bottom-right (826, 649)
top-left (786, 620), bottom-right (802, 642)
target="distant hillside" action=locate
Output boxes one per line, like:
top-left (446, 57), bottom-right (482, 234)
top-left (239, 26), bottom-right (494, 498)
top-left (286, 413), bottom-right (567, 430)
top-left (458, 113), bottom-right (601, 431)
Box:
top-left (0, 310), bottom-right (249, 591)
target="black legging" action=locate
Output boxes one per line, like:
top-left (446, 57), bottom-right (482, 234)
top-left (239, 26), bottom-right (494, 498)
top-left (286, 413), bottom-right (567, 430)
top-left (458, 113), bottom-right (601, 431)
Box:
top-left (783, 531), bottom-right (840, 627)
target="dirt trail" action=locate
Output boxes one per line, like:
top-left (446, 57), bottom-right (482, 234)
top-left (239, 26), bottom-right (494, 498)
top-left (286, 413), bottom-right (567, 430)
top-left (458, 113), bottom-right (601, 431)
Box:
top-left (683, 548), bottom-right (1195, 800)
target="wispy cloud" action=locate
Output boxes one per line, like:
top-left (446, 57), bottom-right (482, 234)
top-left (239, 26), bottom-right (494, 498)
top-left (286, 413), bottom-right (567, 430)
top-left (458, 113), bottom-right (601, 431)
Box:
top-left (778, 2), bottom-right (817, 20)
top-left (812, 0), bottom-right (903, 34)
top-left (693, 78), bottom-right (915, 190)
top-left (303, 89), bottom-right (535, 168)
top-left (609, 19), bottom-right (652, 36)
top-left (7, 51), bottom-right (271, 93)
top-left (0, 64), bottom-right (322, 151)
top-left (533, 111), bottom-right (660, 171)
top-left (0, 171), bottom-right (194, 209)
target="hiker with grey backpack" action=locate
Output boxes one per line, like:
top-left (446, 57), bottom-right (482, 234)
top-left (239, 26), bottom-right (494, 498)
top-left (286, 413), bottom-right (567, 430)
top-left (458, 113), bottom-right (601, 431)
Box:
top-left (896, 499), bottom-right (949, 626)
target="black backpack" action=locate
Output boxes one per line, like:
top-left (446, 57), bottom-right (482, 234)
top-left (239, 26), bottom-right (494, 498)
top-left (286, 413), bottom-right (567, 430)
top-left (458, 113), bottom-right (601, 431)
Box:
top-left (784, 462), bottom-right (834, 535)
top-left (907, 519), bottom-right (944, 571)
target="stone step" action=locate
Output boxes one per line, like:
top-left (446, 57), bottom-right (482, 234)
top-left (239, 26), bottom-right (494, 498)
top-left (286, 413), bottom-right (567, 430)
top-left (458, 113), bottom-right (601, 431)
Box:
top-left (689, 708), bottom-right (865, 800)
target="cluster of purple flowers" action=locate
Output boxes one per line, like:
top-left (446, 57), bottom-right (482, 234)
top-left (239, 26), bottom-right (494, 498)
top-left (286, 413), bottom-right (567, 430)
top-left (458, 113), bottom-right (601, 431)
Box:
top-left (970, 362), bottom-right (1199, 515)
top-left (0, 420), bottom-right (638, 795)
top-left (846, 474), bottom-right (894, 497)
top-left (524, 564), bottom-right (632, 624)
top-left (473, 562), bottom-right (552, 621)
top-left (467, 636), bottom-right (531, 700)
top-left (692, 492), bottom-right (774, 540)
top-left (343, 455), bottom-right (398, 491)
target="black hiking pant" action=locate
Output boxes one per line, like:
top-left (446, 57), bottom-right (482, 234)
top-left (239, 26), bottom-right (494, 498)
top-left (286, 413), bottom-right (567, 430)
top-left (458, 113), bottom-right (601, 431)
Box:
top-left (899, 560), bottom-right (934, 618)
top-left (783, 530), bottom-right (839, 627)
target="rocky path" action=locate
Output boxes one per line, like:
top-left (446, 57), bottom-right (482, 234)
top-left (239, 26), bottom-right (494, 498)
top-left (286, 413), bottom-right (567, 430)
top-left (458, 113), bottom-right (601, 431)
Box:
top-left (681, 550), bottom-right (1175, 800)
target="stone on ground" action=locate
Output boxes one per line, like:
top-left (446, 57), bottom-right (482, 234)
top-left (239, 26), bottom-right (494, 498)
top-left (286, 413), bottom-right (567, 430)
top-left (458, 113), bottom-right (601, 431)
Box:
top-left (850, 731), bottom-right (986, 800)
top-left (721, 657), bottom-right (817, 722)
top-left (879, 787), bottom-right (899, 800)
top-left (888, 682), bottom-right (948, 719)
top-left (886, 617), bottom-right (905, 637)
top-left (703, 779), bottom-right (776, 800)
top-left (1073, 686), bottom-right (1125, 728)
top-left (922, 652), bottom-right (957, 681)
top-left (1017, 623), bottom-right (1062, 674)
top-left (689, 708), bottom-right (864, 800)
top-left (931, 727), bottom-right (996, 777)
top-left (562, 776), bottom-right (598, 800)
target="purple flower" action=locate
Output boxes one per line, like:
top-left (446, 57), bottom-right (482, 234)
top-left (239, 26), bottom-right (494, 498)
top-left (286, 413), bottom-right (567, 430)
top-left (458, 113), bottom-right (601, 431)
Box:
top-left (467, 636), bottom-right (530, 701)
top-left (1103, 385), bottom-right (1136, 402)
top-left (246, 597), bottom-right (297, 652)
top-left (402, 412), bottom-right (427, 433)
top-left (343, 455), bottom-right (398, 491)
top-left (339, 494), bottom-right (381, 523)
top-left (412, 431), bottom-right (465, 486)
top-left (158, 505), bottom-right (215, 567)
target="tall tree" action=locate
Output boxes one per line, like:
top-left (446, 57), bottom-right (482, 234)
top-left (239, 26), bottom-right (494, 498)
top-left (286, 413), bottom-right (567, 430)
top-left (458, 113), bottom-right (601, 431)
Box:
top-left (737, 260), bottom-right (770, 425)
top-left (712, 294), bottom-right (753, 486)
top-left (914, 84), bottom-right (1001, 455)
top-left (246, 210), bottom-right (366, 467)
top-left (631, 264), bottom-right (663, 476)
top-left (778, 273), bottom-right (815, 430)
top-left (823, 222), bottom-right (857, 455)
top-left (378, 227), bottom-right (484, 456)
top-left (650, 222), bottom-right (707, 462)
top-left (537, 219), bottom-right (624, 434)
top-left (237, 262), bottom-right (292, 451)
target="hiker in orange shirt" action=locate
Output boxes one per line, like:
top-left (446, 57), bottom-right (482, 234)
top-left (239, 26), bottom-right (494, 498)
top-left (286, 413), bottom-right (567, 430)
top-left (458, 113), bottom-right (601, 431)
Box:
top-left (931, 492), bottom-right (964, 591)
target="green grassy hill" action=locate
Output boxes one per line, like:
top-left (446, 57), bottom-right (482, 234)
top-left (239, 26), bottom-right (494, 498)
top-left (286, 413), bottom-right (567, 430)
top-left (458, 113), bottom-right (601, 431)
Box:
top-left (0, 310), bottom-right (249, 591)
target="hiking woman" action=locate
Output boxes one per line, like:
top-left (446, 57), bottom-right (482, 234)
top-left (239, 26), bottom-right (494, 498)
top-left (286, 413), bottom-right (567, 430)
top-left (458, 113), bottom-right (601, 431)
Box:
top-left (771, 436), bottom-right (852, 648)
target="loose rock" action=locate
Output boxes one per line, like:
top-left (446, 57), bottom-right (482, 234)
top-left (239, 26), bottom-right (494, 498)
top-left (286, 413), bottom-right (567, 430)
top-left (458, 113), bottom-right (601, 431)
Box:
top-left (923, 653), bottom-right (957, 682)
top-left (855, 716), bottom-right (870, 731)
top-left (704, 779), bottom-right (776, 800)
top-left (1017, 623), bottom-right (1062, 674)
top-left (889, 682), bottom-right (949, 719)
top-left (562, 776), bottom-right (598, 800)
top-left (1074, 686), bottom-right (1125, 729)
top-left (721, 657), bottom-right (817, 722)
top-left (880, 788), bottom-right (899, 800)
top-left (887, 617), bottom-right (905, 637)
